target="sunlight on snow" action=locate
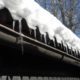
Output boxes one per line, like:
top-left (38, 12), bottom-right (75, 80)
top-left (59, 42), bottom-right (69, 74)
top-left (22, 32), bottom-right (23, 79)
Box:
top-left (0, 0), bottom-right (80, 52)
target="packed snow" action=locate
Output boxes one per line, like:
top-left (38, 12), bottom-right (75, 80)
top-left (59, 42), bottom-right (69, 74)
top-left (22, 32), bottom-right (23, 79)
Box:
top-left (0, 0), bottom-right (80, 52)
top-left (0, 0), bottom-right (4, 9)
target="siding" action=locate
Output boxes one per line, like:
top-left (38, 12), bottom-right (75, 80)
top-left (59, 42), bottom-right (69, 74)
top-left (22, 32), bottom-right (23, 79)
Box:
top-left (0, 76), bottom-right (80, 80)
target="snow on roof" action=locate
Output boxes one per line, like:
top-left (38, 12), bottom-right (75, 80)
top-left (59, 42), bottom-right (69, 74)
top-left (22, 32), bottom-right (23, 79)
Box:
top-left (0, 0), bottom-right (80, 52)
top-left (25, 0), bottom-right (80, 51)
top-left (0, 0), bottom-right (4, 9)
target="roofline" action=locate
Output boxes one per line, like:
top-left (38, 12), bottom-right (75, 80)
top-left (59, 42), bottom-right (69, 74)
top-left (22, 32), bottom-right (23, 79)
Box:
top-left (0, 24), bottom-right (80, 67)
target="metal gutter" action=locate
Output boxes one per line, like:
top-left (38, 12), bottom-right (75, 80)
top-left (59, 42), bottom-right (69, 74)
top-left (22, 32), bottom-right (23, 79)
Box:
top-left (0, 24), bottom-right (80, 67)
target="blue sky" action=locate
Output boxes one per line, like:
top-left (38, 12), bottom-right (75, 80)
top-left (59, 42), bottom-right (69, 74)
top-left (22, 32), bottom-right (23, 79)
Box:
top-left (35, 0), bottom-right (80, 37)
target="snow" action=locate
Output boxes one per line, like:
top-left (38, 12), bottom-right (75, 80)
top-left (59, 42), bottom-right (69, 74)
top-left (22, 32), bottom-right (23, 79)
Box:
top-left (0, 0), bottom-right (35, 32)
top-left (24, 0), bottom-right (80, 51)
top-left (0, 0), bottom-right (4, 9)
top-left (0, 0), bottom-right (80, 52)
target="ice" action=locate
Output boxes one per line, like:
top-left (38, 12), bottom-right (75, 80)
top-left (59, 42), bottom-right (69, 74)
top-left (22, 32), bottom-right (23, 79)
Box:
top-left (0, 0), bottom-right (80, 52)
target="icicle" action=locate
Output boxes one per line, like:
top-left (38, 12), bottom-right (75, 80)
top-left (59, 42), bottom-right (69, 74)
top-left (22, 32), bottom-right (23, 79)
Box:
top-left (40, 34), bottom-right (42, 41)
top-left (2, 0), bottom-right (80, 54)
top-left (66, 44), bottom-right (68, 53)
top-left (44, 35), bottom-right (47, 44)
top-left (19, 19), bottom-right (24, 55)
top-left (13, 20), bottom-right (15, 30)
top-left (54, 36), bottom-right (57, 48)
top-left (66, 45), bottom-right (69, 54)
top-left (34, 29), bottom-right (36, 39)
top-left (19, 19), bottom-right (22, 33)
top-left (70, 47), bottom-right (73, 55)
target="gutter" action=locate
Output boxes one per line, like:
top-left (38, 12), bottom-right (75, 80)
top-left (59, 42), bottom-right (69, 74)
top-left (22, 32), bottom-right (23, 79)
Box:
top-left (0, 24), bottom-right (80, 67)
